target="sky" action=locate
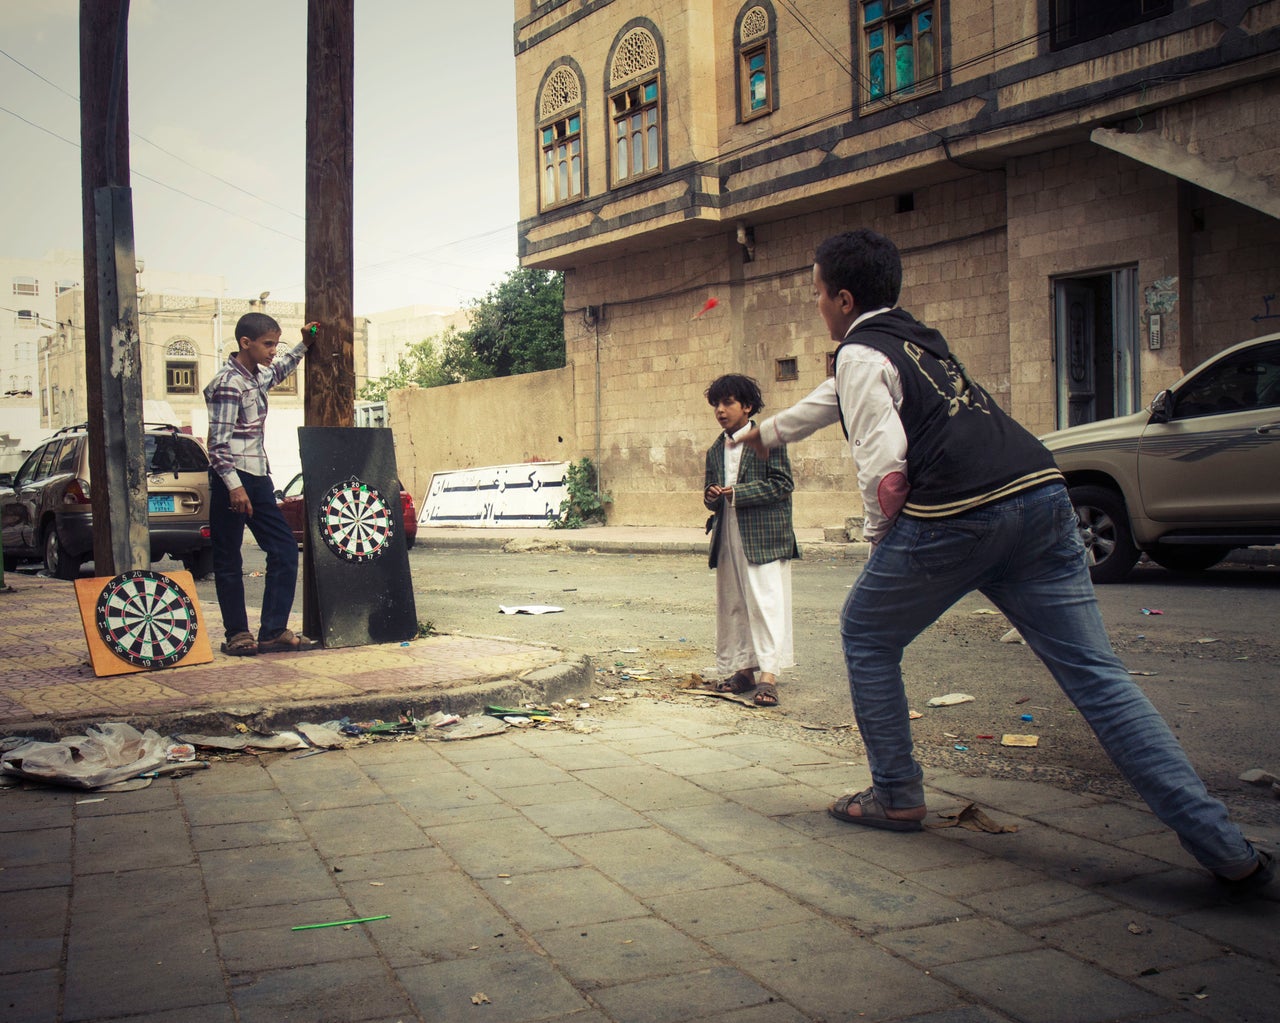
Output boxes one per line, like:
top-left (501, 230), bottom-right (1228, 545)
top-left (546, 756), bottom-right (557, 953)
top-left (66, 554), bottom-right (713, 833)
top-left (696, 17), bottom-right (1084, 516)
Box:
top-left (0, 0), bottom-right (522, 316)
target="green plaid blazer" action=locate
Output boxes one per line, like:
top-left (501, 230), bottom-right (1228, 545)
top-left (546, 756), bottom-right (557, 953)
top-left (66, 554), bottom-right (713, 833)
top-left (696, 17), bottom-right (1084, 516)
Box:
top-left (704, 430), bottom-right (801, 568)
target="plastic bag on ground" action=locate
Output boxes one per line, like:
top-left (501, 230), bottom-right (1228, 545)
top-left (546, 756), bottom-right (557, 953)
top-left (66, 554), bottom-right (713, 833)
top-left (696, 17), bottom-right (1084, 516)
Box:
top-left (0, 723), bottom-right (169, 789)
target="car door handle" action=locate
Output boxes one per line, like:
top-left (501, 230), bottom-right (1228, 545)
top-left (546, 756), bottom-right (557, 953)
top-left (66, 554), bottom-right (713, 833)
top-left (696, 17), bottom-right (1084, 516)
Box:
top-left (1257, 423), bottom-right (1280, 435)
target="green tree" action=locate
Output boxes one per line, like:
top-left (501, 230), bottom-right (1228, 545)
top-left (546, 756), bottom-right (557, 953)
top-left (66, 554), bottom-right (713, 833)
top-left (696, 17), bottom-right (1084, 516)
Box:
top-left (464, 268), bottom-right (565, 378)
top-left (359, 268), bottom-right (565, 397)
top-left (357, 334), bottom-right (448, 401)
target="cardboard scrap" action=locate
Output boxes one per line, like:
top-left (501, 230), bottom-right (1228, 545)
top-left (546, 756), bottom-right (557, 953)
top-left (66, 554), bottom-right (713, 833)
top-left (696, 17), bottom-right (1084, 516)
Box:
top-left (927, 802), bottom-right (1018, 833)
top-left (1001, 734), bottom-right (1039, 747)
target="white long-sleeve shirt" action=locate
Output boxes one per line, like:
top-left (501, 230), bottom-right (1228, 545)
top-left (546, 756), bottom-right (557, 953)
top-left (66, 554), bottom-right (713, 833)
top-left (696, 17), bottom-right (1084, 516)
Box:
top-left (757, 309), bottom-right (907, 543)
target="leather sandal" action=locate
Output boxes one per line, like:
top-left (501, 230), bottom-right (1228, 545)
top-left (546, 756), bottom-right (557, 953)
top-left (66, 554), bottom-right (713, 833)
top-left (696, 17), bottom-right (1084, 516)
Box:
top-left (828, 788), bottom-right (925, 831)
top-left (220, 631), bottom-right (258, 657)
top-left (257, 629), bottom-right (319, 653)
top-left (715, 671), bottom-right (755, 694)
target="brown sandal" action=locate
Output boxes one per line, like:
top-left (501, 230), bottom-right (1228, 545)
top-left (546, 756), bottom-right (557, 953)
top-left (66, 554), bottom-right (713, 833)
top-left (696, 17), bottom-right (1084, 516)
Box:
top-left (715, 671), bottom-right (755, 694)
top-left (753, 682), bottom-right (779, 707)
top-left (220, 631), bottom-right (258, 657)
top-left (257, 629), bottom-right (319, 653)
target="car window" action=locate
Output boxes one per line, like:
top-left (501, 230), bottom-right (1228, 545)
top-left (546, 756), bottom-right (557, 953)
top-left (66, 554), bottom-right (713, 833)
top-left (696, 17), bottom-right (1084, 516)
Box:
top-left (1174, 341), bottom-right (1280, 419)
top-left (54, 438), bottom-right (81, 474)
top-left (14, 444), bottom-right (49, 486)
top-left (145, 435), bottom-right (207, 473)
top-left (32, 441), bottom-right (60, 480)
top-left (283, 474), bottom-right (304, 498)
top-left (174, 436), bottom-right (210, 471)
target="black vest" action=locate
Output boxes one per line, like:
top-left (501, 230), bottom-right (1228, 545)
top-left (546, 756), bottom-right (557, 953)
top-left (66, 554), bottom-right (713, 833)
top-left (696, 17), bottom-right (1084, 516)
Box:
top-left (835, 310), bottom-right (1062, 519)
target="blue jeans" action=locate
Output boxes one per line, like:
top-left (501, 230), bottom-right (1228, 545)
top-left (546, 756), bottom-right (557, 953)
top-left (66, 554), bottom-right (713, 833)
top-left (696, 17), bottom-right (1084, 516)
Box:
top-left (209, 471), bottom-right (299, 643)
top-left (841, 482), bottom-right (1257, 876)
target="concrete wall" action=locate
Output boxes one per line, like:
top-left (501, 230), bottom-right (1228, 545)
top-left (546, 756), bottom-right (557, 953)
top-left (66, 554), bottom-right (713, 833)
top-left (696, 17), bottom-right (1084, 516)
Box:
top-left (388, 365), bottom-right (580, 512)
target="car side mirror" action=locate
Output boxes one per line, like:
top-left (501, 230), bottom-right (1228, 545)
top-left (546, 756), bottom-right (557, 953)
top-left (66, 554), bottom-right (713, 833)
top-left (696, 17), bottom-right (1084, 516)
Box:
top-left (1148, 389), bottom-right (1172, 423)
top-left (0, 472), bottom-right (12, 488)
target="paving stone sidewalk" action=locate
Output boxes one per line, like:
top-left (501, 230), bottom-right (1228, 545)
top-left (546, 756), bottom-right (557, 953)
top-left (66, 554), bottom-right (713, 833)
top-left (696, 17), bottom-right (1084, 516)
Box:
top-left (2, 696), bottom-right (1277, 1023)
top-left (1, 540), bottom-right (1276, 1022)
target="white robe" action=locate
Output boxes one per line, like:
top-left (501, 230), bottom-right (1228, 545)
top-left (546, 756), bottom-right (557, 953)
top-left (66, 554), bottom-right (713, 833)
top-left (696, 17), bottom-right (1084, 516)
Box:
top-left (715, 426), bottom-right (794, 677)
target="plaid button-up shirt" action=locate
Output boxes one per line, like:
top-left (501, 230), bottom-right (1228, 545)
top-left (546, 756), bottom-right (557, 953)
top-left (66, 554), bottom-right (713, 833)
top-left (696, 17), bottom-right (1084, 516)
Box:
top-left (203, 341), bottom-right (307, 491)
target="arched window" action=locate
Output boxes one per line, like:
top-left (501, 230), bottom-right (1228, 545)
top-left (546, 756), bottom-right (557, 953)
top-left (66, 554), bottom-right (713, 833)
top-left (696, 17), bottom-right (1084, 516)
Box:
top-left (538, 63), bottom-right (585, 209)
top-left (12, 275), bottom-right (38, 297)
top-left (607, 25), bottom-right (663, 186)
top-left (736, 4), bottom-right (777, 122)
top-left (166, 338), bottom-right (199, 395)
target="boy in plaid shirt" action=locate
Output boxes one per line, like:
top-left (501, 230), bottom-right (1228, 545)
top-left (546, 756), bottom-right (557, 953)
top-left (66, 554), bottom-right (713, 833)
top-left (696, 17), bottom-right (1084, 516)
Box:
top-left (205, 312), bottom-right (319, 656)
top-left (704, 374), bottom-right (800, 707)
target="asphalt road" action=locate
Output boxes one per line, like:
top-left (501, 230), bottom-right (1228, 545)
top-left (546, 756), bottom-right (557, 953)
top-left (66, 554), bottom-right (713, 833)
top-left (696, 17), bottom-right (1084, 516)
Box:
top-left (199, 542), bottom-right (1280, 824)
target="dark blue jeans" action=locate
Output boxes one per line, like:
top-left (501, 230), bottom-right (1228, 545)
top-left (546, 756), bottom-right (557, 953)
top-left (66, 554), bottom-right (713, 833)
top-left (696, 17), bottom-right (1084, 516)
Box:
top-left (840, 482), bottom-right (1257, 876)
top-left (209, 471), bottom-right (298, 643)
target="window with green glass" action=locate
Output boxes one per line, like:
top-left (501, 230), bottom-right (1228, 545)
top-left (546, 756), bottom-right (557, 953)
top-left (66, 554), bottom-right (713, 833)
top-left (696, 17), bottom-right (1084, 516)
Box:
top-left (610, 79), bottom-right (661, 184)
top-left (541, 112), bottom-right (582, 206)
top-left (740, 42), bottom-right (773, 118)
top-left (862, 0), bottom-right (936, 102)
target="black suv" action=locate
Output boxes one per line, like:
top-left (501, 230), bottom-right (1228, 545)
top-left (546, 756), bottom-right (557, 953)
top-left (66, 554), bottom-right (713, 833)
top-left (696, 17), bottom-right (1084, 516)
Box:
top-left (0, 424), bottom-right (213, 580)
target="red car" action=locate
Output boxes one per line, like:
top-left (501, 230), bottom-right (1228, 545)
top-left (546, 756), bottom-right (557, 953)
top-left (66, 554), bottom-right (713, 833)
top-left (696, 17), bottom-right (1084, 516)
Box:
top-left (276, 472), bottom-right (417, 549)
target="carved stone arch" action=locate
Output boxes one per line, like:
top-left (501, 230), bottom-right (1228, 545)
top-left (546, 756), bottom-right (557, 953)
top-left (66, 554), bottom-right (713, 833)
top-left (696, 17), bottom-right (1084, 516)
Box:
top-left (540, 64), bottom-right (581, 121)
top-left (609, 26), bottom-right (660, 86)
top-left (166, 337), bottom-right (198, 358)
top-left (740, 4), bottom-right (769, 43)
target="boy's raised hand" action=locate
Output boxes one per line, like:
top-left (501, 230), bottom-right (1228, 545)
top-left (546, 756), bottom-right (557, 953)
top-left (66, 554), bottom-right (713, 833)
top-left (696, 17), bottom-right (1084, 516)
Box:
top-left (302, 321), bottom-right (321, 346)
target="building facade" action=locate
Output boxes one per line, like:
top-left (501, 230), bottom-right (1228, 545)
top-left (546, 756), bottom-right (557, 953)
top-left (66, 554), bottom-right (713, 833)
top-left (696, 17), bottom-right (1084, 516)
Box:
top-left (38, 290), bottom-right (371, 490)
top-left (0, 253), bottom-right (83, 471)
top-left (513, 0), bottom-right (1280, 528)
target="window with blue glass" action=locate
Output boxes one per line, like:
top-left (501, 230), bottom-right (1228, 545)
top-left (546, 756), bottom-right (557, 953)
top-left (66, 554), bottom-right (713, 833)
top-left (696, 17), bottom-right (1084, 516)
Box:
top-left (736, 4), bottom-right (776, 122)
top-left (542, 113), bottom-right (583, 206)
top-left (862, 0), bottom-right (936, 103)
top-left (611, 79), bottom-right (660, 183)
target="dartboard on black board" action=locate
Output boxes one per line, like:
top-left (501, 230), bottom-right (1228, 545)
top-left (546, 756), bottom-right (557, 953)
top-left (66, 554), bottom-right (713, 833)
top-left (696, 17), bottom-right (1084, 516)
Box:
top-left (318, 475), bottom-right (394, 562)
top-left (94, 569), bottom-right (199, 668)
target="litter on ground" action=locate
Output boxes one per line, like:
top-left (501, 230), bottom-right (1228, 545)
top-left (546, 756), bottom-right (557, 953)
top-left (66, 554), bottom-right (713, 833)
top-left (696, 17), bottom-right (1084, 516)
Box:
top-left (927, 693), bottom-right (975, 707)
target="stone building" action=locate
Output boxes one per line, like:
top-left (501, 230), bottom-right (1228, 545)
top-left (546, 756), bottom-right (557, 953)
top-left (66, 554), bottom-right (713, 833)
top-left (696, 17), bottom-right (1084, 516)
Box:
top-left (512, 0), bottom-right (1280, 528)
top-left (39, 290), bottom-right (370, 489)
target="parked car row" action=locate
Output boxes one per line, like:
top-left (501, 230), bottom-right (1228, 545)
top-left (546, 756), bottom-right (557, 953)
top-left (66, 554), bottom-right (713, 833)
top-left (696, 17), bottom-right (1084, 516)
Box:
top-left (1042, 331), bottom-right (1280, 582)
top-left (6, 334), bottom-right (1275, 587)
top-left (0, 423), bottom-right (213, 580)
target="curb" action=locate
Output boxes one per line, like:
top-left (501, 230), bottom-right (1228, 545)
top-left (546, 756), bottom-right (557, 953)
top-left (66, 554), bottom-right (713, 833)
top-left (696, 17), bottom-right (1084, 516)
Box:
top-left (419, 533), bottom-right (873, 561)
top-left (2, 655), bottom-right (595, 743)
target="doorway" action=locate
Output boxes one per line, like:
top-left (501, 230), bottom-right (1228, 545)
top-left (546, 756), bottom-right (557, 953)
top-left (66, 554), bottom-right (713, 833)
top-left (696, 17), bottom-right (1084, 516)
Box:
top-left (1053, 268), bottom-right (1140, 428)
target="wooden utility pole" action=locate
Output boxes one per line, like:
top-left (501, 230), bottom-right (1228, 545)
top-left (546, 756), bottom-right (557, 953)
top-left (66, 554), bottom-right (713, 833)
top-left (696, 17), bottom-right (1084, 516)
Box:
top-left (302, 0), bottom-right (356, 633)
top-left (80, 0), bottom-right (149, 575)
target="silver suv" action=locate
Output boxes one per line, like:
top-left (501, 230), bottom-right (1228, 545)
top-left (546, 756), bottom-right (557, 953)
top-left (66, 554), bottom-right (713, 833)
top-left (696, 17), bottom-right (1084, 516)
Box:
top-left (1040, 332), bottom-right (1280, 583)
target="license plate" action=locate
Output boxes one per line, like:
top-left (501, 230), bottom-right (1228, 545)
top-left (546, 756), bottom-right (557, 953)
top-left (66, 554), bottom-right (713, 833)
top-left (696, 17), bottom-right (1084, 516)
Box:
top-left (148, 494), bottom-right (175, 513)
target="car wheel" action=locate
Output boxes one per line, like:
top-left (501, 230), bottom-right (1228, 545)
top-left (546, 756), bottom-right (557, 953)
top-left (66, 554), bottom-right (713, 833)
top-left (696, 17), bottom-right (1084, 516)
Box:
top-left (44, 526), bottom-right (82, 580)
top-left (181, 547), bottom-right (215, 580)
top-left (1068, 485), bottom-right (1139, 584)
top-left (1147, 545), bottom-right (1230, 575)
top-left (2, 552), bottom-right (17, 572)
top-left (405, 536), bottom-right (416, 550)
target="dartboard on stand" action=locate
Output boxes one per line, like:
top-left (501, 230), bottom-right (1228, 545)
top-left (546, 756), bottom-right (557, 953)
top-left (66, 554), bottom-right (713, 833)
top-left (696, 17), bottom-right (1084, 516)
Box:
top-left (318, 476), bottom-right (394, 562)
top-left (298, 427), bottom-right (418, 649)
top-left (74, 568), bottom-right (214, 677)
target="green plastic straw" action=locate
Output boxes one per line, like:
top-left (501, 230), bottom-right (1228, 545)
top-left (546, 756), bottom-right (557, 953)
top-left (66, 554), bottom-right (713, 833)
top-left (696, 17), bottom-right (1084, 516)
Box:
top-left (291, 914), bottom-right (390, 931)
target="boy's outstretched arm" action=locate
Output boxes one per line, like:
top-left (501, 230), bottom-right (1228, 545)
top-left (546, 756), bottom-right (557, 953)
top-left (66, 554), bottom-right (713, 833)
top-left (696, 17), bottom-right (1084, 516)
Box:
top-left (734, 426), bottom-right (768, 459)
